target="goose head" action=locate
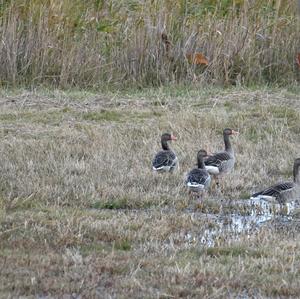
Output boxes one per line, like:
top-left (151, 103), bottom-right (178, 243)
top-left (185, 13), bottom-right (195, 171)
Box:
top-left (161, 133), bottom-right (177, 150)
top-left (197, 149), bottom-right (208, 168)
top-left (161, 133), bottom-right (177, 142)
top-left (223, 128), bottom-right (239, 136)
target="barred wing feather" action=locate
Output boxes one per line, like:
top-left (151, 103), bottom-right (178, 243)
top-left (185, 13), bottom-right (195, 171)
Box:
top-left (252, 182), bottom-right (294, 198)
top-left (152, 150), bottom-right (176, 169)
top-left (204, 152), bottom-right (231, 167)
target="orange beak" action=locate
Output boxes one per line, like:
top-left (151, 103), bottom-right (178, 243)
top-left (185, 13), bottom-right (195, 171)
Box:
top-left (171, 134), bottom-right (177, 141)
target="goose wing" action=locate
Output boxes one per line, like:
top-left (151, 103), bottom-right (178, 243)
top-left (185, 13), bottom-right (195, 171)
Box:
top-left (204, 151), bottom-right (231, 168)
top-left (187, 169), bottom-right (210, 185)
top-left (152, 150), bottom-right (176, 169)
top-left (252, 182), bottom-right (294, 198)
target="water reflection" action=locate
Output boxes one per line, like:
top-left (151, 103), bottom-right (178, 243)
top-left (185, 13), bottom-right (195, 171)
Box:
top-left (186, 198), bottom-right (298, 247)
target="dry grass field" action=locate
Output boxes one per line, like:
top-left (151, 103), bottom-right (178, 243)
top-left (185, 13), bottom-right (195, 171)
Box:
top-left (0, 86), bottom-right (300, 298)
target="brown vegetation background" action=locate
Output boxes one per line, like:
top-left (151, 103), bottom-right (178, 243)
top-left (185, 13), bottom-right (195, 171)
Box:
top-left (0, 0), bottom-right (299, 88)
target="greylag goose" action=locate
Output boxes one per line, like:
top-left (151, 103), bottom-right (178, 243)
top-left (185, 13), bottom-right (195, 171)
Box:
top-left (186, 149), bottom-right (211, 194)
top-left (251, 158), bottom-right (300, 203)
top-left (204, 128), bottom-right (239, 184)
top-left (152, 133), bottom-right (178, 173)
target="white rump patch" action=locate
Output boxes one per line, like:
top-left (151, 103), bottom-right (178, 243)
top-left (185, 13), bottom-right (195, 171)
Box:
top-left (205, 166), bottom-right (219, 175)
top-left (187, 182), bottom-right (205, 192)
top-left (153, 166), bottom-right (171, 172)
top-left (250, 195), bottom-right (275, 201)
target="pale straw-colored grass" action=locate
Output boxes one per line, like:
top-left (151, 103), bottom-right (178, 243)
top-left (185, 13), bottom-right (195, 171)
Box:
top-left (0, 87), bottom-right (299, 297)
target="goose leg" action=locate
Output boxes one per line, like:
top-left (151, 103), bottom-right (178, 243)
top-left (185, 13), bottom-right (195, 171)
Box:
top-left (189, 190), bottom-right (204, 204)
top-left (215, 175), bottom-right (220, 187)
top-left (213, 176), bottom-right (221, 193)
top-left (193, 191), bottom-right (205, 210)
top-left (188, 190), bottom-right (197, 203)
top-left (198, 189), bottom-right (208, 203)
top-left (215, 176), bottom-right (227, 193)
top-left (197, 191), bottom-right (204, 202)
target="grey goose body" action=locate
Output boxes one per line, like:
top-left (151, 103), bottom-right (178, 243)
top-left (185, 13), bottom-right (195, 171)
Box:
top-left (186, 149), bottom-right (211, 193)
top-left (204, 128), bottom-right (239, 177)
top-left (251, 158), bottom-right (300, 203)
top-left (152, 133), bottom-right (178, 173)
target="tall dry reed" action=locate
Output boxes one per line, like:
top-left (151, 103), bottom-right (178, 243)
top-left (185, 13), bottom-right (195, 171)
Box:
top-left (0, 0), bottom-right (298, 88)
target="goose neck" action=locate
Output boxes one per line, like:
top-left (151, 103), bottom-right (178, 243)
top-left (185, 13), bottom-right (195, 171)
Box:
top-left (224, 133), bottom-right (233, 153)
top-left (294, 163), bottom-right (300, 184)
top-left (197, 156), bottom-right (205, 169)
top-left (161, 139), bottom-right (170, 150)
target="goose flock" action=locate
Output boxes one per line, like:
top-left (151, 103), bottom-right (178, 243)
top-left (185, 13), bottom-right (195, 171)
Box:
top-left (152, 128), bottom-right (300, 202)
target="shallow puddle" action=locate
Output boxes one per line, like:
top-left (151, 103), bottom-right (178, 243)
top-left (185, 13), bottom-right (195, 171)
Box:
top-left (185, 198), bottom-right (299, 247)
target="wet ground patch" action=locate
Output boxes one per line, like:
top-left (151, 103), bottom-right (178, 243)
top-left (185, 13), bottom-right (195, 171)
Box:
top-left (184, 198), bottom-right (299, 247)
